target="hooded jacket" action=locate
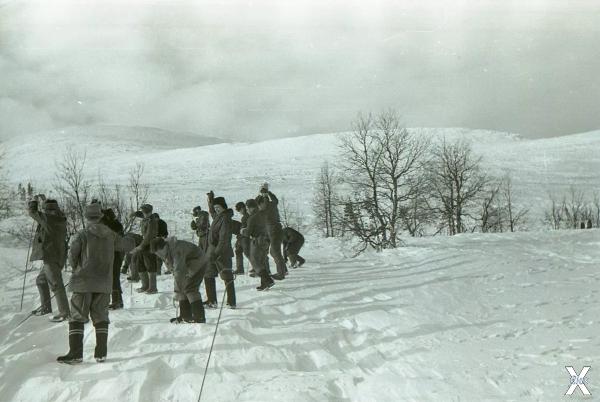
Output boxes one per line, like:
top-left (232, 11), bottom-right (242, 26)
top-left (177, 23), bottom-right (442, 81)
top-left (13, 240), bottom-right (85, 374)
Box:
top-left (208, 209), bottom-right (234, 261)
top-left (68, 222), bottom-right (117, 293)
top-left (158, 237), bottom-right (209, 289)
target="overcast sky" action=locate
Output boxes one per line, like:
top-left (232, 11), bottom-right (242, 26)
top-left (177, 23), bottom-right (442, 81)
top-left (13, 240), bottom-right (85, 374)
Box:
top-left (1, 0), bottom-right (599, 141)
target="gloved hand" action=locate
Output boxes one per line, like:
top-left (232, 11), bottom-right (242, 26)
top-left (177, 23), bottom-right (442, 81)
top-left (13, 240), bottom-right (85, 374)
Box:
top-left (191, 220), bottom-right (197, 231)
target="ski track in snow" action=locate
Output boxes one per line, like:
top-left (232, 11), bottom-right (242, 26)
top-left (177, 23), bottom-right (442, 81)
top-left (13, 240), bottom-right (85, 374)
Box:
top-left (1, 229), bottom-right (599, 401)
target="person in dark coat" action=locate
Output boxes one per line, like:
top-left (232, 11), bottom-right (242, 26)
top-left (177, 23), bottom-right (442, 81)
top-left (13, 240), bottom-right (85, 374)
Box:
top-left (130, 204), bottom-right (159, 294)
top-left (243, 199), bottom-right (274, 291)
top-left (150, 237), bottom-right (208, 323)
top-left (123, 232), bottom-right (143, 280)
top-left (57, 203), bottom-right (116, 364)
top-left (27, 195), bottom-right (71, 322)
top-left (98, 207), bottom-right (126, 310)
top-left (282, 226), bottom-right (306, 268)
top-left (233, 201), bottom-right (250, 275)
top-left (256, 183), bottom-right (287, 280)
top-left (191, 206), bottom-right (210, 253)
top-left (204, 192), bottom-right (236, 308)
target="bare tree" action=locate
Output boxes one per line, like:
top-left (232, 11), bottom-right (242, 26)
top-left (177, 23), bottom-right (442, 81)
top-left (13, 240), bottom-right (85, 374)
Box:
top-left (427, 138), bottom-right (488, 235)
top-left (0, 152), bottom-right (11, 219)
top-left (312, 162), bottom-right (339, 237)
top-left (126, 162), bottom-right (150, 231)
top-left (480, 180), bottom-right (503, 233)
top-left (54, 147), bottom-right (90, 237)
top-left (544, 192), bottom-right (565, 230)
top-left (339, 110), bottom-right (430, 251)
top-left (502, 174), bottom-right (528, 232)
top-left (280, 196), bottom-right (305, 232)
top-left (562, 186), bottom-right (586, 229)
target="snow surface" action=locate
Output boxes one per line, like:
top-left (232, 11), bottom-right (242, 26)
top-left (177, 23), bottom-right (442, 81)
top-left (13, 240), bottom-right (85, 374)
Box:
top-left (1, 126), bottom-right (599, 401)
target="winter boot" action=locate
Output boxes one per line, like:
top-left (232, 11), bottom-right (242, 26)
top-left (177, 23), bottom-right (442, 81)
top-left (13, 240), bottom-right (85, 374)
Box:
top-left (108, 291), bottom-right (124, 310)
top-left (49, 314), bottom-right (69, 323)
top-left (136, 272), bottom-right (149, 293)
top-left (145, 272), bottom-right (158, 294)
top-left (170, 300), bottom-right (192, 323)
top-left (94, 321), bottom-right (109, 362)
top-left (271, 273), bottom-right (285, 281)
top-left (204, 277), bottom-right (217, 307)
top-left (57, 322), bottom-right (84, 364)
top-left (256, 272), bottom-right (275, 291)
top-left (32, 306), bottom-right (52, 316)
top-left (297, 256), bottom-right (306, 267)
top-left (225, 280), bottom-right (236, 309)
top-left (189, 300), bottom-right (206, 323)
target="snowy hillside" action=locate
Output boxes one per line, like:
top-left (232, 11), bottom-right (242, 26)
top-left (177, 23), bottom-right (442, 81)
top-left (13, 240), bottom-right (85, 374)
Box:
top-left (1, 127), bottom-right (599, 401)
top-left (0, 229), bottom-right (598, 401)
top-left (3, 125), bottom-right (599, 231)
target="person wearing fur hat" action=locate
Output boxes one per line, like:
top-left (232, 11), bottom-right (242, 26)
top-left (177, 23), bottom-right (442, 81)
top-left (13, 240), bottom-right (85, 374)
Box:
top-left (256, 183), bottom-right (287, 280)
top-left (150, 237), bottom-right (208, 323)
top-left (130, 204), bottom-right (159, 294)
top-left (27, 195), bottom-right (71, 322)
top-left (243, 199), bottom-right (275, 291)
top-left (57, 203), bottom-right (117, 364)
top-left (205, 191), bottom-right (236, 309)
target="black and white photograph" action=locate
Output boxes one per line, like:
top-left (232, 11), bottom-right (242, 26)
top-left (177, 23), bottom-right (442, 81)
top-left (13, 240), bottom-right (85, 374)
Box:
top-left (0, 0), bottom-right (599, 400)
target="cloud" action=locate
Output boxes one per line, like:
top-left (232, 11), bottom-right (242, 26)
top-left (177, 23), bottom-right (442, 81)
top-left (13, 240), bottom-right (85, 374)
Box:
top-left (0, 0), bottom-right (599, 141)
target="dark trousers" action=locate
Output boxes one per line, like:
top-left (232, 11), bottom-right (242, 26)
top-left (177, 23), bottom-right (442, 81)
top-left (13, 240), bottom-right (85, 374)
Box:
top-left (267, 224), bottom-right (287, 276)
top-left (135, 249), bottom-right (157, 273)
top-left (112, 252), bottom-right (124, 294)
top-left (250, 237), bottom-right (271, 276)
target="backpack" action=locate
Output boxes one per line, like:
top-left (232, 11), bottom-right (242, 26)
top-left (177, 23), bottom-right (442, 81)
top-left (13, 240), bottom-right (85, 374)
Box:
top-left (158, 219), bottom-right (169, 238)
top-left (231, 220), bottom-right (242, 236)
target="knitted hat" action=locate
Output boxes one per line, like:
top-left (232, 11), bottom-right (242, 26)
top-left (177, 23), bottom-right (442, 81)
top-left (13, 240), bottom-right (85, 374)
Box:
top-left (43, 199), bottom-right (60, 212)
top-left (85, 203), bottom-right (103, 220)
top-left (140, 204), bottom-right (153, 213)
top-left (192, 206), bottom-right (202, 216)
top-left (213, 197), bottom-right (227, 210)
top-left (235, 201), bottom-right (246, 211)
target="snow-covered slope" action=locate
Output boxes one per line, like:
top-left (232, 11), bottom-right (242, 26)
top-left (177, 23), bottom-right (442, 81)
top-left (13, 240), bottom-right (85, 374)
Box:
top-left (0, 229), bottom-right (598, 401)
top-left (1, 127), bottom-right (599, 401)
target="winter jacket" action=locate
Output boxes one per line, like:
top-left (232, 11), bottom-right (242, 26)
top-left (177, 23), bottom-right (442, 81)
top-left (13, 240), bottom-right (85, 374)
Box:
top-left (28, 205), bottom-right (68, 267)
top-left (245, 210), bottom-right (269, 240)
top-left (208, 209), bottom-right (234, 261)
top-left (256, 191), bottom-right (281, 226)
top-left (159, 237), bottom-right (209, 289)
top-left (282, 227), bottom-right (304, 245)
top-left (139, 213), bottom-right (159, 250)
top-left (68, 222), bottom-right (117, 293)
top-left (191, 210), bottom-right (210, 237)
top-left (100, 212), bottom-right (124, 236)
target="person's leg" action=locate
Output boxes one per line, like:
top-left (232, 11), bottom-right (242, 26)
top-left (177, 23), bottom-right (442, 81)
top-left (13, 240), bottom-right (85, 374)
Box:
top-left (186, 275), bottom-right (205, 322)
top-left (127, 252), bottom-right (140, 282)
top-left (58, 293), bottom-right (90, 364)
top-left (268, 226), bottom-right (287, 277)
top-left (143, 251), bottom-right (158, 294)
top-left (44, 262), bottom-right (71, 319)
top-left (110, 252), bottom-right (124, 309)
top-left (135, 250), bottom-right (150, 292)
top-left (34, 269), bottom-right (52, 314)
top-left (234, 237), bottom-right (244, 274)
top-left (219, 267), bottom-right (236, 308)
top-left (89, 293), bottom-right (110, 362)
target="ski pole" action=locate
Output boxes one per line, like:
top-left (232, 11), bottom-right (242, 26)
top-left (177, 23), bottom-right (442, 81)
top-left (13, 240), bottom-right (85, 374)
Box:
top-left (19, 222), bottom-right (36, 312)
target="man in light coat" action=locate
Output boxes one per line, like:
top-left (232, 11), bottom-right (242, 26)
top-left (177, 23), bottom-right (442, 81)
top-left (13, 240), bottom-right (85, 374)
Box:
top-left (57, 203), bottom-right (116, 364)
top-left (150, 237), bottom-right (208, 323)
top-left (27, 195), bottom-right (70, 322)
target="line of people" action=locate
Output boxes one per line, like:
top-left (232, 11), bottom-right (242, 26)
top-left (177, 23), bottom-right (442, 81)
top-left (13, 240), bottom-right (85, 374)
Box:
top-left (25, 182), bottom-right (306, 364)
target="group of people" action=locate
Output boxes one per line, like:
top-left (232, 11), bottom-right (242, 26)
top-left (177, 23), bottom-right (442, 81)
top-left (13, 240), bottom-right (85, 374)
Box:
top-left (25, 183), bottom-right (306, 364)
